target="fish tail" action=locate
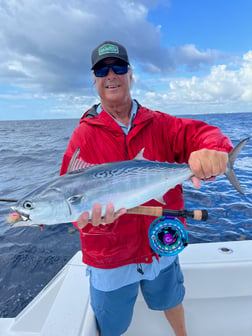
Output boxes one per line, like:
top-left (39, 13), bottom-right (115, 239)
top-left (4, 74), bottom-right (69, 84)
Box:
top-left (225, 137), bottom-right (250, 194)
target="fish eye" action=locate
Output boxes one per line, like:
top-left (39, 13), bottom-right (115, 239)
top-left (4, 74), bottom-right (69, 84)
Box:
top-left (23, 200), bottom-right (34, 210)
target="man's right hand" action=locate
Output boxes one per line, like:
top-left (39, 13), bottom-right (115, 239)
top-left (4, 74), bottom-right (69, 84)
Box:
top-left (77, 203), bottom-right (127, 229)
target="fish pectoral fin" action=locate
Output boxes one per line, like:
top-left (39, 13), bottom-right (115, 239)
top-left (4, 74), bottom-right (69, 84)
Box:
top-left (67, 195), bottom-right (84, 205)
top-left (155, 195), bottom-right (166, 205)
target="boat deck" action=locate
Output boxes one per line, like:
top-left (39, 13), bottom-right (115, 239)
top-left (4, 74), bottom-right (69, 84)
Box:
top-left (1, 240), bottom-right (252, 336)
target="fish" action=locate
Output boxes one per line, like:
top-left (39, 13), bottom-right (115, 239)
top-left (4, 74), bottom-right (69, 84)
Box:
top-left (8, 137), bottom-right (250, 228)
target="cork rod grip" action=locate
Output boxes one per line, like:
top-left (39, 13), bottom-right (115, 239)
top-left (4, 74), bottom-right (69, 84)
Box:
top-left (127, 206), bottom-right (208, 221)
top-left (127, 206), bottom-right (163, 217)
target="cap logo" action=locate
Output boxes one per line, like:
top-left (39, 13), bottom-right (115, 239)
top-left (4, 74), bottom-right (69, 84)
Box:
top-left (98, 44), bottom-right (119, 56)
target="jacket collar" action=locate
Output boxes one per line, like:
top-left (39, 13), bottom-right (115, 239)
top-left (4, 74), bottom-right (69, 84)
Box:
top-left (79, 100), bottom-right (154, 128)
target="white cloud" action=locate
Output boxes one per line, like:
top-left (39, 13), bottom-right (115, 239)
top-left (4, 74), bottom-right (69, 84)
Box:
top-left (0, 0), bottom-right (227, 93)
top-left (168, 44), bottom-right (222, 71)
top-left (0, 0), bottom-right (251, 118)
top-left (132, 50), bottom-right (252, 114)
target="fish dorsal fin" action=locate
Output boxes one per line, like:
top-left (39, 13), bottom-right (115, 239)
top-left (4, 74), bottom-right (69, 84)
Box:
top-left (67, 147), bottom-right (80, 173)
top-left (67, 147), bottom-right (94, 173)
top-left (134, 148), bottom-right (147, 161)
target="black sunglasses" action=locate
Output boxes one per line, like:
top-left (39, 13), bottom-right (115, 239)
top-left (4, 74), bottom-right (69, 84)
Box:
top-left (93, 64), bottom-right (129, 77)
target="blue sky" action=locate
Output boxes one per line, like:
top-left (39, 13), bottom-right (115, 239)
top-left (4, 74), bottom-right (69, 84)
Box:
top-left (0, 0), bottom-right (251, 120)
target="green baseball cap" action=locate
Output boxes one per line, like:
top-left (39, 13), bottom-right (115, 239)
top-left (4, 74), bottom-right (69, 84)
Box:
top-left (91, 41), bottom-right (130, 69)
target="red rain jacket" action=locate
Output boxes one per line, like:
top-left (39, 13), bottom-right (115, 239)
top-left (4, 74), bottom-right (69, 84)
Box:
top-left (60, 103), bottom-right (233, 268)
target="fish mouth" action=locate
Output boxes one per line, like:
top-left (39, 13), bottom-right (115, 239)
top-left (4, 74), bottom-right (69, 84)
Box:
top-left (11, 207), bottom-right (30, 220)
top-left (19, 213), bottom-right (31, 222)
top-left (8, 207), bottom-right (32, 227)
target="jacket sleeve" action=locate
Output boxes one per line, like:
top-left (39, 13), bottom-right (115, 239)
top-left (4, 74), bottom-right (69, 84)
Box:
top-left (160, 114), bottom-right (233, 163)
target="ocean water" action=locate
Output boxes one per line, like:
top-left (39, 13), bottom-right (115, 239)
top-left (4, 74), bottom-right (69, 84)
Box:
top-left (0, 112), bottom-right (251, 317)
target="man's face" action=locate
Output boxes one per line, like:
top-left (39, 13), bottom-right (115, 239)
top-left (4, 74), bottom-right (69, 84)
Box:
top-left (93, 58), bottom-right (132, 105)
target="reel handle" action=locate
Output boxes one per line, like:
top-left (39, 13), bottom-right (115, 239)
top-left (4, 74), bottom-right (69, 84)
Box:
top-left (127, 206), bottom-right (208, 221)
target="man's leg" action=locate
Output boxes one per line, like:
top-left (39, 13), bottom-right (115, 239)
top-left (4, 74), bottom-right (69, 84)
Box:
top-left (164, 303), bottom-right (187, 336)
top-left (141, 257), bottom-right (187, 336)
top-left (90, 281), bottom-right (139, 336)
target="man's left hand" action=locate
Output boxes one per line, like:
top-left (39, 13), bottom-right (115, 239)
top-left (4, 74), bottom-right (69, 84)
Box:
top-left (188, 149), bottom-right (229, 188)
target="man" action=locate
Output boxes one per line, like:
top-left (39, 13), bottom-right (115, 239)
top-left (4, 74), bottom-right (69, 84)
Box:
top-left (60, 41), bottom-right (232, 336)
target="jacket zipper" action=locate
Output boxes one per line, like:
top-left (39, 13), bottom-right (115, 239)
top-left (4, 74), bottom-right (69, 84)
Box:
top-left (124, 133), bottom-right (129, 160)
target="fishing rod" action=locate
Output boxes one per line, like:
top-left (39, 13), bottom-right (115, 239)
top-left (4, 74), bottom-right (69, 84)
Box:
top-left (127, 206), bottom-right (208, 221)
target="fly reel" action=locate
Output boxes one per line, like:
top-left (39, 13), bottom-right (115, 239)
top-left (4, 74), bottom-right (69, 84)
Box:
top-left (149, 216), bottom-right (188, 256)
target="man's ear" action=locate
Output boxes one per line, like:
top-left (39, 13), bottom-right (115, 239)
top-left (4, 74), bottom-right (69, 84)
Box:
top-left (129, 68), bottom-right (134, 87)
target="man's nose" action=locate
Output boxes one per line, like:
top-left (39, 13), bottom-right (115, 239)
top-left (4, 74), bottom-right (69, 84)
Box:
top-left (107, 67), bottom-right (116, 77)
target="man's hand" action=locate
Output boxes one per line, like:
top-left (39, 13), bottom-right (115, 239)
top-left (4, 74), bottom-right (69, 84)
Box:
top-left (188, 149), bottom-right (229, 189)
top-left (77, 203), bottom-right (127, 229)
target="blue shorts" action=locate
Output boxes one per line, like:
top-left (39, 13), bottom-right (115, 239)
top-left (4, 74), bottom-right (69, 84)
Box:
top-left (90, 258), bottom-right (185, 336)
